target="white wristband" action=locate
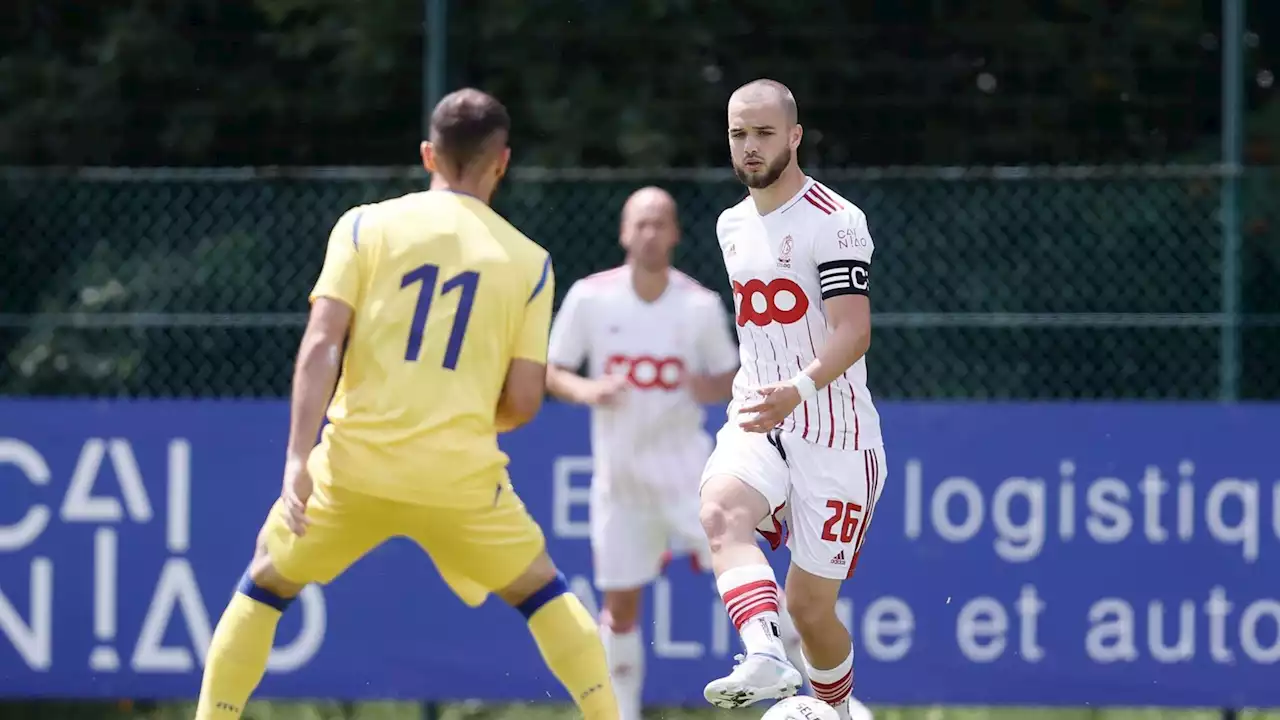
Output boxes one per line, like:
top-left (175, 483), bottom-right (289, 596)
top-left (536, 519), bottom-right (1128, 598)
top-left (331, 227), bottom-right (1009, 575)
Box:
top-left (790, 373), bottom-right (818, 402)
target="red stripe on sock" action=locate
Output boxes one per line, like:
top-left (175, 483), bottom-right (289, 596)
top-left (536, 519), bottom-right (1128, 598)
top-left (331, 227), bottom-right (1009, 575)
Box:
top-left (730, 599), bottom-right (779, 629)
top-left (726, 584), bottom-right (773, 605)
top-left (723, 579), bottom-right (779, 630)
top-left (812, 668), bottom-right (854, 703)
top-left (816, 684), bottom-right (852, 705)
top-left (810, 669), bottom-right (852, 691)
top-left (723, 579), bottom-right (775, 604)
top-left (725, 586), bottom-right (774, 614)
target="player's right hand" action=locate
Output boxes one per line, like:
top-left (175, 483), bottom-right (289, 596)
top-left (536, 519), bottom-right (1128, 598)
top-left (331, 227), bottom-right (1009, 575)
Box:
top-left (280, 456), bottom-right (314, 537)
top-left (585, 373), bottom-right (630, 407)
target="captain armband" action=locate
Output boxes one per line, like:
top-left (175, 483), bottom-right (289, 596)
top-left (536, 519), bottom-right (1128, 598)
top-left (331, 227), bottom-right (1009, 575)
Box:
top-left (817, 259), bottom-right (870, 299)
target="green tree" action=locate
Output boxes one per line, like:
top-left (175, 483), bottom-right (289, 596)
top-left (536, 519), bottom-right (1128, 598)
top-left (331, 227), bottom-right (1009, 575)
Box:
top-left (0, 0), bottom-right (1251, 167)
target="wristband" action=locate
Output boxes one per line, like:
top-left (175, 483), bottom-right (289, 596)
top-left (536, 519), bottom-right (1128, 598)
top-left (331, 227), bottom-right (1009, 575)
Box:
top-left (790, 373), bottom-right (818, 402)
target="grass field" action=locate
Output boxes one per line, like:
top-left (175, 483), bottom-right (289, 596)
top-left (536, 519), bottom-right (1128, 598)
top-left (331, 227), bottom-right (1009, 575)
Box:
top-left (110, 702), bottom-right (1273, 720)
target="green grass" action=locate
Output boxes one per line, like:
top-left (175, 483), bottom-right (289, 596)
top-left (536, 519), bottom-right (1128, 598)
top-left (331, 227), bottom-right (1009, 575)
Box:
top-left (125, 702), bottom-right (1279, 720)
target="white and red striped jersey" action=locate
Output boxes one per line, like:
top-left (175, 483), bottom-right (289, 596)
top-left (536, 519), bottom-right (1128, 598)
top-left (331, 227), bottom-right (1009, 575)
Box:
top-left (716, 177), bottom-right (883, 451)
top-left (548, 265), bottom-right (741, 486)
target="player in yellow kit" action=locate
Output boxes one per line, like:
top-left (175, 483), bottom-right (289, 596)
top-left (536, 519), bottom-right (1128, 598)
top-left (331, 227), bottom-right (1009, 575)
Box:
top-left (195, 88), bottom-right (619, 720)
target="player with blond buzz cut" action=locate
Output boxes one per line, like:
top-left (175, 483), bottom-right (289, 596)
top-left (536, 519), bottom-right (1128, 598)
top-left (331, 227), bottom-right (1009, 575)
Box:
top-left (194, 88), bottom-right (619, 720)
top-left (698, 78), bottom-right (885, 720)
top-left (547, 185), bottom-right (742, 720)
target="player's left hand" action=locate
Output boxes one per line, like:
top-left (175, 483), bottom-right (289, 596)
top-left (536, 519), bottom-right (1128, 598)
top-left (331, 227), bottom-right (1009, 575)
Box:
top-left (738, 383), bottom-right (802, 433)
top-left (280, 456), bottom-right (314, 537)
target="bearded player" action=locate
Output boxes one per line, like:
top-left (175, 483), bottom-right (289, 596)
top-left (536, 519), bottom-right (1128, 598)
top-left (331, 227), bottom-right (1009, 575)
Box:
top-left (698, 79), bottom-right (885, 720)
top-left (195, 89), bottom-right (618, 720)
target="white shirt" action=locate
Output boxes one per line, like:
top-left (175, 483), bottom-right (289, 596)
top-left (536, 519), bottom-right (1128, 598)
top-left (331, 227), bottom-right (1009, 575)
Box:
top-left (548, 266), bottom-right (741, 483)
top-left (716, 177), bottom-right (884, 451)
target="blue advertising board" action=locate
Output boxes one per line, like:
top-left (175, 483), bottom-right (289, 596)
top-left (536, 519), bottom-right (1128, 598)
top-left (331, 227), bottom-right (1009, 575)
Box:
top-left (0, 400), bottom-right (1277, 707)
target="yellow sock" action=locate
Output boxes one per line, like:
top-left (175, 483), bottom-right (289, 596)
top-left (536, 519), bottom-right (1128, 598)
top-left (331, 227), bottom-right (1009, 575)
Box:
top-left (526, 592), bottom-right (620, 720)
top-left (195, 592), bottom-right (283, 719)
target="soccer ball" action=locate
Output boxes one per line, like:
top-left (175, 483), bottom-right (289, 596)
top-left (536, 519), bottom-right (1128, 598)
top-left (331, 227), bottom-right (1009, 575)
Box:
top-left (761, 696), bottom-right (840, 720)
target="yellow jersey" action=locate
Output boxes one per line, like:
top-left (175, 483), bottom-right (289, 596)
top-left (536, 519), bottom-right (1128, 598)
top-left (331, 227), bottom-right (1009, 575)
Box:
top-left (308, 190), bottom-right (554, 506)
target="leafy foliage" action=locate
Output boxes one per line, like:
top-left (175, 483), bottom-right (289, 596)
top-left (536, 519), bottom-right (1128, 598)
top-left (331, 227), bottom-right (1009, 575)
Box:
top-left (1, 0), bottom-right (1274, 167)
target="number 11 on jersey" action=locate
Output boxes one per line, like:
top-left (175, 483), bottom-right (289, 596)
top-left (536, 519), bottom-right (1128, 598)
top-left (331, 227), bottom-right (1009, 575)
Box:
top-left (401, 263), bottom-right (479, 369)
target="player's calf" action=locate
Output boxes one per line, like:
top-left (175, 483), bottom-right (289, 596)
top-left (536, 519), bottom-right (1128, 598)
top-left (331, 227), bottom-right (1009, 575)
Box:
top-left (599, 589), bottom-right (645, 720)
top-left (195, 545), bottom-right (300, 720)
top-left (502, 551), bottom-right (621, 720)
top-left (785, 566), bottom-right (855, 712)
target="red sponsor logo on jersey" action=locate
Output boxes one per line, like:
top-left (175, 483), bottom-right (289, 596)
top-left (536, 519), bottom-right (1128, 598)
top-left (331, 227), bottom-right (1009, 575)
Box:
top-left (605, 354), bottom-right (686, 391)
top-left (732, 278), bottom-right (810, 327)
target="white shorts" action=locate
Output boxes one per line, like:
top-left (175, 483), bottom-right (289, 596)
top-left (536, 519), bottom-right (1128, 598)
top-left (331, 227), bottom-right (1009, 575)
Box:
top-left (700, 424), bottom-right (887, 580)
top-left (590, 441), bottom-right (713, 591)
top-left (590, 490), bottom-right (709, 590)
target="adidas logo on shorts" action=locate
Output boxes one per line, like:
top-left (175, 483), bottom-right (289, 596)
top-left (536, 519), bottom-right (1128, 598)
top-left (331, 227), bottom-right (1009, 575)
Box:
top-left (831, 550), bottom-right (847, 566)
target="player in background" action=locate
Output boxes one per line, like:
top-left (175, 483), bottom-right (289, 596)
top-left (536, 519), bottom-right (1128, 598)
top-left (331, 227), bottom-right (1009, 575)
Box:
top-left (698, 79), bottom-right (885, 720)
top-left (546, 187), bottom-right (816, 720)
top-left (195, 88), bottom-right (618, 720)
top-left (545, 186), bottom-right (738, 720)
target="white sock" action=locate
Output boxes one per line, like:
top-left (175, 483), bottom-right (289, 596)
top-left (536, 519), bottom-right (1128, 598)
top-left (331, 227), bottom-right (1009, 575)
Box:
top-left (775, 593), bottom-right (807, 684)
top-left (600, 625), bottom-right (644, 720)
top-left (805, 648), bottom-right (854, 709)
top-left (717, 564), bottom-right (786, 657)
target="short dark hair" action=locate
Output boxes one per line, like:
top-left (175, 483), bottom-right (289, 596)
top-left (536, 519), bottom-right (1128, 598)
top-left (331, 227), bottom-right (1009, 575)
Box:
top-left (429, 88), bottom-right (511, 172)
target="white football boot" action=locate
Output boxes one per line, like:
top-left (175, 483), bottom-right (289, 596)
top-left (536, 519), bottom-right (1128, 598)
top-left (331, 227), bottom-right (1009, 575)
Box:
top-left (703, 652), bottom-right (804, 708)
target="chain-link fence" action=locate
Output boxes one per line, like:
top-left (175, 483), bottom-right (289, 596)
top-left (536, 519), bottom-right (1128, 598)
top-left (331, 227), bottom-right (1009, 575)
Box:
top-left (2, 166), bottom-right (1277, 400)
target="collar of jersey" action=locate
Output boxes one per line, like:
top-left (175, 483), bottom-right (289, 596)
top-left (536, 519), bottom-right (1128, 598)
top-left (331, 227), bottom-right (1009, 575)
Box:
top-left (757, 176), bottom-right (814, 218)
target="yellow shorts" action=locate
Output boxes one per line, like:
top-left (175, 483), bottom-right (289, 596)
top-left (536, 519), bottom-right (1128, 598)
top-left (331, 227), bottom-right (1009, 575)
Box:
top-left (260, 452), bottom-right (546, 607)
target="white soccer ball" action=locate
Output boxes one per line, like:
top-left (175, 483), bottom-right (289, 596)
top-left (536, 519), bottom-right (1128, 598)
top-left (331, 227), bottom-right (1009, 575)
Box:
top-left (761, 696), bottom-right (840, 720)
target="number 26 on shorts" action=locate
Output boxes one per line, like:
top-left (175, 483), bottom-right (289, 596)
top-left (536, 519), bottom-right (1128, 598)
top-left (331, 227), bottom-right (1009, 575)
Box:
top-left (400, 263), bottom-right (479, 368)
top-left (820, 499), bottom-right (863, 543)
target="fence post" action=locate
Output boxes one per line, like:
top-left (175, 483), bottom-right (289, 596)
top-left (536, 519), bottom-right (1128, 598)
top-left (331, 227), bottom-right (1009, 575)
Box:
top-left (1217, 19), bottom-right (1245, 720)
top-left (423, 0), bottom-right (449, 138)
top-left (1218, 0), bottom-right (1245, 401)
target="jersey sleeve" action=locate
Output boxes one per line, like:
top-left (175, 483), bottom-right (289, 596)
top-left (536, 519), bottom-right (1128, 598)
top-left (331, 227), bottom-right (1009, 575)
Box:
top-left (810, 207), bottom-right (875, 300)
top-left (698, 296), bottom-right (740, 375)
top-left (514, 255), bottom-right (556, 363)
top-left (714, 208), bottom-right (735, 279)
top-left (309, 207), bottom-right (367, 309)
top-left (546, 279), bottom-right (590, 369)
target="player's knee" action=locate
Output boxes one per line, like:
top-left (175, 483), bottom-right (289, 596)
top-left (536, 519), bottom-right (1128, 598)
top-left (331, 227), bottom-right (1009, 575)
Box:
top-left (699, 496), bottom-right (757, 549)
top-left (785, 578), bottom-right (841, 638)
top-left (499, 551), bottom-right (560, 608)
top-left (600, 590), bottom-right (642, 633)
top-left (240, 546), bottom-right (303, 608)
top-left (508, 573), bottom-right (573, 622)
